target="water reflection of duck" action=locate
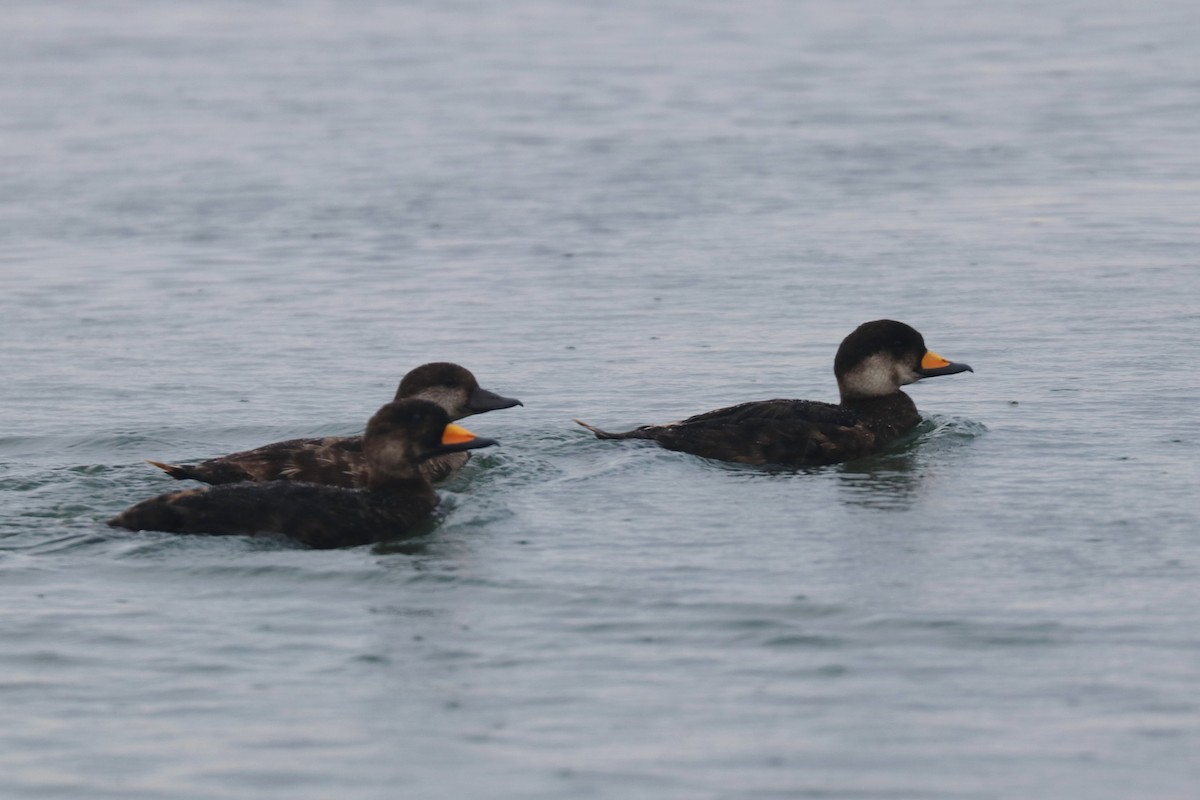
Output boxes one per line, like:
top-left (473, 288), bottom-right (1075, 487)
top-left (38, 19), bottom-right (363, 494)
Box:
top-left (147, 362), bottom-right (520, 487)
top-left (110, 400), bottom-right (498, 549)
top-left (576, 320), bottom-right (972, 467)
top-left (836, 448), bottom-right (925, 511)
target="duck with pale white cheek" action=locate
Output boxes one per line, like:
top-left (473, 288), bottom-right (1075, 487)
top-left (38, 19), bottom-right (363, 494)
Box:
top-left (575, 320), bottom-right (972, 467)
top-left (147, 362), bottom-right (520, 487)
top-left (110, 400), bottom-right (498, 549)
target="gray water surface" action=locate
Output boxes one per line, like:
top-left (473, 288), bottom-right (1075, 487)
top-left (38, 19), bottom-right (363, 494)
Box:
top-left (2, 1), bottom-right (1199, 798)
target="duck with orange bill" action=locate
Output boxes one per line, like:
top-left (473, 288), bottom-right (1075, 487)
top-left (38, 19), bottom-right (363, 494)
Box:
top-left (575, 320), bottom-right (972, 467)
top-left (110, 399), bottom-right (498, 549)
top-left (146, 362), bottom-right (520, 487)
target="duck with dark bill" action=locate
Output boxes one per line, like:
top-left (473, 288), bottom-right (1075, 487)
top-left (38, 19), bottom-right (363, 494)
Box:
top-left (147, 362), bottom-right (520, 487)
top-left (576, 320), bottom-right (972, 467)
top-left (110, 399), bottom-right (498, 549)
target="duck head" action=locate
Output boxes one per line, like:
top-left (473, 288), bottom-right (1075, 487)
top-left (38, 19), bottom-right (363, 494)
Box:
top-left (363, 399), bottom-right (499, 485)
top-left (834, 320), bottom-right (972, 401)
top-left (394, 362), bottom-right (522, 421)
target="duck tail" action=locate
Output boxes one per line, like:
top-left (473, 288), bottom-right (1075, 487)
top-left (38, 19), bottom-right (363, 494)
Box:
top-left (573, 419), bottom-right (646, 440)
top-left (145, 459), bottom-right (195, 481)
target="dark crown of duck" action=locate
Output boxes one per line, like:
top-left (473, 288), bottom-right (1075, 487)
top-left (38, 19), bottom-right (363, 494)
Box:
top-left (362, 398), bottom-right (498, 487)
top-left (833, 320), bottom-right (973, 401)
top-left (394, 362), bottom-right (522, 421)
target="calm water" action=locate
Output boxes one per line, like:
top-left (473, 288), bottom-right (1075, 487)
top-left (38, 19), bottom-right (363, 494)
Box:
top-left (3, 1), bottom-right (1199, 797)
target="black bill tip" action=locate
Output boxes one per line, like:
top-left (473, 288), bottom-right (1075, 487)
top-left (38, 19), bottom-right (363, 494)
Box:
top-left (467, 386), bottom-right (523, 413)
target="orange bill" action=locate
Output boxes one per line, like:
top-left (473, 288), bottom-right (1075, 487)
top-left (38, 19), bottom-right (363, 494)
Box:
top-left (442, 423), bottom-right (478, 446)
top-left (921, 350), bottom-right (952, 371)
top-left (918, 349), bottom-right (973, 378)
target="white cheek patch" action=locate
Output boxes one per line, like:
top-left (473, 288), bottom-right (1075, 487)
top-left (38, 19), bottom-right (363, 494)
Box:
top-left (840, 353), bottom-right (917, 397)
top-left (895, 363), bottom-right (922, 386)
top-left (412, 387), bottom-right (462, 416)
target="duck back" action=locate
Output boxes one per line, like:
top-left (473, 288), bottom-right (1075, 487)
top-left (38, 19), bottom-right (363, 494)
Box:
top-left (153, 436), bottom-right (465, 487)
top-left (109, 480), bottom-right (438, 549)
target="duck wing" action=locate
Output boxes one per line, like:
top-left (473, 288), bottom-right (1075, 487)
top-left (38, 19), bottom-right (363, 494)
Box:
top-left (149, 435), bottom-right (467, 487)
top-left (148, 435), bottom-right (365, 487)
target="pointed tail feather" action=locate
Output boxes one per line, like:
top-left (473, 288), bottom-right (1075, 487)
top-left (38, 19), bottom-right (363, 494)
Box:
top-left (145, 459), bottom-right (194, 480)
top-left (573, 419), bottom-right (647, 440)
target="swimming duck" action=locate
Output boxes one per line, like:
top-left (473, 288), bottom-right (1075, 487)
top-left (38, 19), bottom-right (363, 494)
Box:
top-left (575, 320), bottom-right (972, 467)
top-left (110, 399), bottom-right (498, 549)
top-left (147, 362), bottom-right (520, 487)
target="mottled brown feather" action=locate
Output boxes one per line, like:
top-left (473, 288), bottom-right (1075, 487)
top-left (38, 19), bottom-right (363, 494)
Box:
top-left (148, 363), bottom-right (516, 487)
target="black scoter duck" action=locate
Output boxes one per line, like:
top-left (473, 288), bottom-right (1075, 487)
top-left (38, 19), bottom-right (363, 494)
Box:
top-left (148, 362), bottom-right (520, 487)
top-left (111, 399), bottom-right (498, 549)
top-left (575, 320), bottom-right (972, 467)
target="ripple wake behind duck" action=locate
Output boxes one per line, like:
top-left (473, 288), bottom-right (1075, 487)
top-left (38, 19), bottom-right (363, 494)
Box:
top-left (148, 363), bottom-right (520, 488)
top-left (575, 320), bottom-right (972, 468)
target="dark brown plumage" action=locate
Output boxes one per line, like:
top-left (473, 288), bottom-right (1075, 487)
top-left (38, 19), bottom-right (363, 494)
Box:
top-left (575, 320), bottom-right (972, 467)
top-left (110, 400), bottom-right (498, 549)
top-left (148, 362), bottom-right (520, 487)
